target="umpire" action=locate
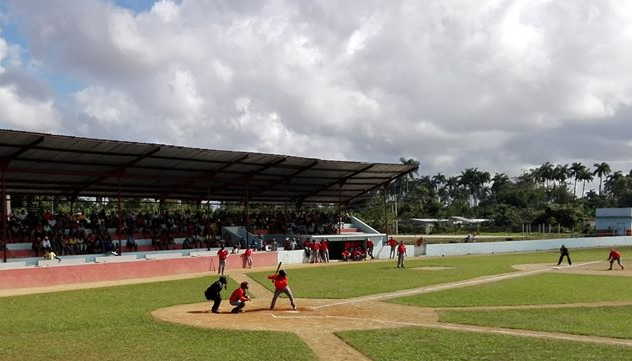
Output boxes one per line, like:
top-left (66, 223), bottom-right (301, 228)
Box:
top-left (205, 276), bottom-right (227, 314)
top-left (557, 245), bottom-right (572, 266)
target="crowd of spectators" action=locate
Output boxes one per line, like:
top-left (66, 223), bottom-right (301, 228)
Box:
top-left (6, 208), bottom-right (342, 257)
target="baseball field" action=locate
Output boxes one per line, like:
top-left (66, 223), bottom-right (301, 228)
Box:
top-left (2, 247), bottom-right (632, 361)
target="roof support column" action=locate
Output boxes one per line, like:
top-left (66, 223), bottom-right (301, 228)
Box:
top-left (383, 184), bottom-right (388, 235)
top-left (245, 189), bottom-right (249, 249)
top-left (117, 175), bottom-right (123, 256)
top-left (1, 164), bottom-right (6, 263)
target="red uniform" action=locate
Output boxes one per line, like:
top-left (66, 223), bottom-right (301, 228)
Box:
top-left (342, 250), bottom-right (351, 259)
top-left (267, 274), bottom-right (289, 290)
top-left (312, 242), bottom-right (320, 251)
top-left (397, 244), bottom-right (406, 254)
top-left (367, 239), bottom-right (374, 248)
top-left (609, 250), bottom-right (621, 259)
top-left (245, 248), bottom-right (253, 257)
top-left (388, 238), bottom-right (397, 247)
top-left (229, 287), bottom-right (248, 303)
top-left (321, 241), bottom-right (328, 250)
top-left (218, 249), bottom-right (228, 260)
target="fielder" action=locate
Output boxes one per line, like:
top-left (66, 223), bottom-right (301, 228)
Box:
top-left (557, 245), bottom-right (572, 266)
top-left (388, 237), bottom-right (398, 259)
top-left (268, 270), bottom-right (297, 310)
top-left (608, 249), bottom-right (625, 270)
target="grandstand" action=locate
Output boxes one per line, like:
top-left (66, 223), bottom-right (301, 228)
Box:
top-left (0, 129), bottom-right (415, 286)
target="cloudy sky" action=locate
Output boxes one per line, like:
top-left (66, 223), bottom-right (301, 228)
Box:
top-left (1, 0), bottom-right (632, 176)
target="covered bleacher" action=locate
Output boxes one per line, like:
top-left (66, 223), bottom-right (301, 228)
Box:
top-left (0, 129), bottom-right (417, 263)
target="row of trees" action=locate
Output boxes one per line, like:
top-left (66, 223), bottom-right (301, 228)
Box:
top-left (358, 159), bottom-right (632, 233)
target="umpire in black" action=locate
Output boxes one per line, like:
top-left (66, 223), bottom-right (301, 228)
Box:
top-left (557, 245), bottom-right (572, 266)
top-left (205, 276), bottom-right (227, 313)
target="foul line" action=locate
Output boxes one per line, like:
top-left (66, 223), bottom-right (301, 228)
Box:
top-left (311, 261), bottom-right (600, 310)
top-left (271, 309), bottom-right (632, 347)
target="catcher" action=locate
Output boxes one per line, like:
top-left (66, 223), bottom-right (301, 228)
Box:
top-left (229, 281), bottom-right (251, 313)
top-left (268, 269), bottom-right (297, 310)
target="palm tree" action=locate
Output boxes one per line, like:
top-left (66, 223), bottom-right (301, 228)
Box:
top-left (553, 164), bottom-right (569, 190)
top-left (577, 168), bottom-right (594, 197)
top-left (539, 162), bottom-right (554, 188)
top-left (569, 162), bottom-right (584, 196)
top-left (593, 162), bottom-right (611, 195)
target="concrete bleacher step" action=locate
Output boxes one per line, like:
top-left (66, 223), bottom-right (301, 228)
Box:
top-left (190, 251), bottom-right (214, 257)
top-left (145, 253), bottom-right (185, 260)
top-left (95, 255), bottom-right (140, 263)
top-left (38, 258), bottom-right (87, 267)
top-left (0, 261), bottom-right (30, 270)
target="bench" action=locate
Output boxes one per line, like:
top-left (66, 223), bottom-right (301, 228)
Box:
top-left (95, 255), bottom-right (139, 263)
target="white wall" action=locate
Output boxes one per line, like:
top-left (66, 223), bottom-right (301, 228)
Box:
top-left (277, 250), bottom-right (306, 264)
top-left (375, 245), bottom-right (415, 259)
top-left (425, 236), bottom-right (632, 257)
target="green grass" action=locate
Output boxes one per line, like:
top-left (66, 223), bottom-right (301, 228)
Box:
top-left (440, 306), bottom-right (632, 339)
top-left (393, 273), bottom-right (632, 307)
top-left (249, 247), bottom-right (622, 299)
top-left (338, 327), bottom-right (632, 361)
top-left (0, 276), bottom-right (315, 361)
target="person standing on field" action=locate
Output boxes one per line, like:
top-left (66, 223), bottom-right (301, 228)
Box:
top-left (557, 245), bottom-right (572, 266)
top-left (608, 249), bottom-right (625, 270)
top-left (366, 238), bottom-right (374, 260)
top-left (217, 245), bottom-right (229, 275)
top-left (388, 237), bottom-right (398, 259)
top-left (243, 246), bottom-right (253, 269)
top-left (396, 241), bottom-right (406, 268)
top-left (268, 270), bottom-right (296, 310)
top-left (205, 276), bottom-right (227, 313)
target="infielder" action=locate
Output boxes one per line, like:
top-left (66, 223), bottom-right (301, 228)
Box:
top-left (608, 249), bottom-right (625, 270)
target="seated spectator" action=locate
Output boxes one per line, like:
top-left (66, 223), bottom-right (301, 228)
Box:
top-left (44, 249), bottom-right (61, 262)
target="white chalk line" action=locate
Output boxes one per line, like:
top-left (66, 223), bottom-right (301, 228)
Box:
top-left (272, 310), bottom-right (632, 347)
top-left (311, 261), bottom-right (600, 310)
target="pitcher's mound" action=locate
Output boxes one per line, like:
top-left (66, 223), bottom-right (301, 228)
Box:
top-left (412, 266), bottom-right (454, 271)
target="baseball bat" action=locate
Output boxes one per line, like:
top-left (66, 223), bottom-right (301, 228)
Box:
top-left (274, 261), bottom-right (282, 275)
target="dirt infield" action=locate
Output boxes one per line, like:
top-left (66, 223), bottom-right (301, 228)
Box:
top-left (152, 263), bottom-right (632, 360)
top-left (513, 261), bottom-right (631, 276)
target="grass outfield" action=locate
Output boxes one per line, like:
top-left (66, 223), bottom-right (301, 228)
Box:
top-left (441, 306), bottom-right (632, 339)
top-left (0, 277), bottom-right (316, 361)
top-left (337, 327), bottom-right (632, 361)
top-left (392, 273), bottom-right (632, 307)
top-left (248, 247), bottom-right (622, 299)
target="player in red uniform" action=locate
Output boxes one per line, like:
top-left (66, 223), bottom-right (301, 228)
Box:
top-left (267, 270), bottom-right (296, 310)
top-left (217, 246), bottom-right (229, 275)
top-left (608, 249), bottom-right (625, 270)
top-left (396, 241), bottom-right (406, 268)
top-left (229, 281), bottom-right (250, 313)
top-left (311, 241), bottom-right (320, 263)
top-left (388, 237), bottom-right (398, 259)
top-left (342, 249), bottom-right (351, 262)
top-left (320, 239), bottom-right (329, 263)
top-left (243, 247), bottom-right (253, 268)
top-left (366, 238), bottom-right (374, 260)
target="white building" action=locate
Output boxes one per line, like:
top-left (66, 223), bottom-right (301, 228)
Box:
top-left (595, 208), bottom-right (632, 236)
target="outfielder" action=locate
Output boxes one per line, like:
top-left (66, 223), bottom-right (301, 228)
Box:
top-left (396, 241), bottom-right (406, 268)
top-left (608, 249), bottom-right (625, 270)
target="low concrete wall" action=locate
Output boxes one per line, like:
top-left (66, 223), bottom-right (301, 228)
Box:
top-left (425, 236), bottom-right (632, 256)
top-left (0, 252), bottom-right (277, 289)
top-left (277, 250), bottom-right (306, 265)
top-left (375, 245), bottom-right (415, 259)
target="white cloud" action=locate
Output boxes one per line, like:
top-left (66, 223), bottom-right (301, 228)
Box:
top-left (4, 0), bottom-right (632, 175)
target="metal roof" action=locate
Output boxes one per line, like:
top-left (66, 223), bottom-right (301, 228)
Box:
top-left (0, 129), bottom-right (417, 203)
